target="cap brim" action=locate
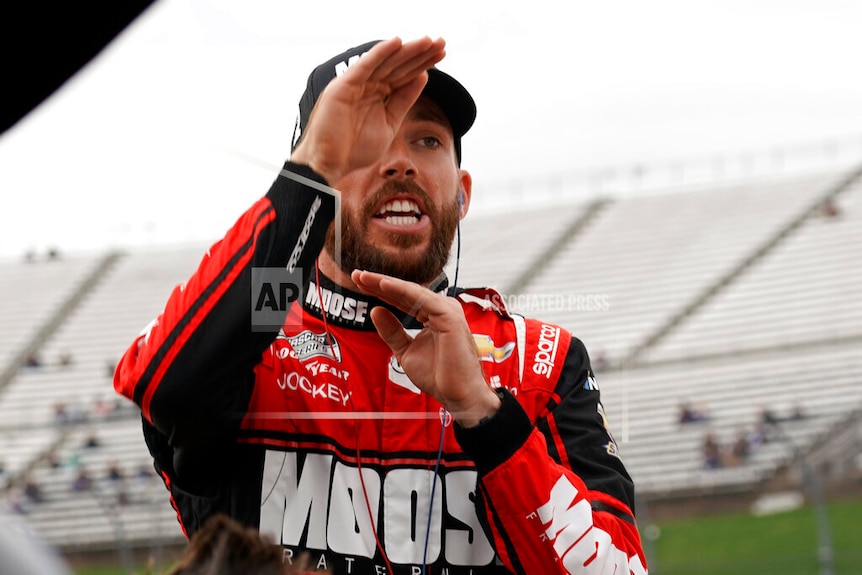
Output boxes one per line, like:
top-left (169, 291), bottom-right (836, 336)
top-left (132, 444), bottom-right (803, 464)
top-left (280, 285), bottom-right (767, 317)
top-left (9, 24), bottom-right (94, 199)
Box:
top-left (424, 68), bottom-right (476, 140)
top-left (292, 40), bottom-right (476, 162)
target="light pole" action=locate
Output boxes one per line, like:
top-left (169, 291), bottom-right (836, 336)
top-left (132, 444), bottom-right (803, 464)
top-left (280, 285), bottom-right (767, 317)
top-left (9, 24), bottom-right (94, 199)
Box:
top-left (767, 420), bottom-right (834, 575)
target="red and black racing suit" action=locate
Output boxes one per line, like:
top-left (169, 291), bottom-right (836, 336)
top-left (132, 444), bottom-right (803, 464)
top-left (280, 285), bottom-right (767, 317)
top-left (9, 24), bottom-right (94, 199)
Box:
top-left (114, 162), bottom-right (648, 574)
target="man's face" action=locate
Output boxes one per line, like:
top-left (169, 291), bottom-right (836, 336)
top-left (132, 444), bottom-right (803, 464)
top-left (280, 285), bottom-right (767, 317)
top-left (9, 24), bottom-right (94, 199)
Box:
top-left (324, 96), bottom-right (469, 285)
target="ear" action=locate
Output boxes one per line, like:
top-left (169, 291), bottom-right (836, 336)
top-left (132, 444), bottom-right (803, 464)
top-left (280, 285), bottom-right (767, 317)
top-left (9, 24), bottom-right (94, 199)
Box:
top-left (457, 169), bottom-right (472, 219)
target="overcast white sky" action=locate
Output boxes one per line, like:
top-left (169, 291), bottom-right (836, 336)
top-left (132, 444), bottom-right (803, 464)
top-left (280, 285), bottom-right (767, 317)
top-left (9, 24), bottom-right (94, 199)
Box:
top-left (3, 0), bottom-right (862, 260)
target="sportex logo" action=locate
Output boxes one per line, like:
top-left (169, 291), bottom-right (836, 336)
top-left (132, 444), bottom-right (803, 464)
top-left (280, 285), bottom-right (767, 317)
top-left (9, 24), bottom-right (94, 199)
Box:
top-left (532, 324), bottom-right (561, 379)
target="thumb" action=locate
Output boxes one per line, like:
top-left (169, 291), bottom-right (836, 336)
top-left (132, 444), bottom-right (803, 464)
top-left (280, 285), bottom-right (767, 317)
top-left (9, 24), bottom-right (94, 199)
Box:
top-left (369, 306), bottom-right (413, 356)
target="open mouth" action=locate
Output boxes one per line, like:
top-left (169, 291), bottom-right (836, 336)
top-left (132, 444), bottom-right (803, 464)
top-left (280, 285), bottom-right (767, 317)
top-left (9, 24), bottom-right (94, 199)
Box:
top-left (374, 198), bottom-right (424, 226)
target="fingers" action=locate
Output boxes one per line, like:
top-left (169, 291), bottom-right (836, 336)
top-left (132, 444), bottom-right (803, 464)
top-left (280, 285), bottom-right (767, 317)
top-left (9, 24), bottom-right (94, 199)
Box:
top-left (351, 270), bottom-right (445, 324)
top-left (346, 36), bottom-right (445, 92)
top-left (377, 39), bottom-right (445, 88)
top-left (369, 306), bottom-right (413, 356)
top-left (383, 73), bottom-right (431, 137)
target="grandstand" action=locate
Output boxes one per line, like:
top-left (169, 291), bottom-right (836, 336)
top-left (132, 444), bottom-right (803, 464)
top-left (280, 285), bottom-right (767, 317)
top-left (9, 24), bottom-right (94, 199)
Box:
top-left (1, 157), bottom-right (861, 563)
top-left (0, 246), bottom-right (206, 556)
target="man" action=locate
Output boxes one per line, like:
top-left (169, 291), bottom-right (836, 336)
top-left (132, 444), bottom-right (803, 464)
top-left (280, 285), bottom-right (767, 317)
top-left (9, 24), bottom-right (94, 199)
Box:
top-left (114, 37), bottom-right (647, 574)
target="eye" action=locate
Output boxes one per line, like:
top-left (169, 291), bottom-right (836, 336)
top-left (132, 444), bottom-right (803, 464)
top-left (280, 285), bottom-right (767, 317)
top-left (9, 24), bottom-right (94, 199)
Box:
top-left (417, 136), bottom-right (442, 149)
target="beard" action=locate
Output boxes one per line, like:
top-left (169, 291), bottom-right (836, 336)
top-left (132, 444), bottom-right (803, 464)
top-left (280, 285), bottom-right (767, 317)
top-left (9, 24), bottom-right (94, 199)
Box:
top-left (324, 179), bottom-right (459, 285)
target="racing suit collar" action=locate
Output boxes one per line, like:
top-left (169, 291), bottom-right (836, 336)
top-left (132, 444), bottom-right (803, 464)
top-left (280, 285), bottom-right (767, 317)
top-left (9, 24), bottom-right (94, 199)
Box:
top-left (303, 271), bottom-right (450, 331)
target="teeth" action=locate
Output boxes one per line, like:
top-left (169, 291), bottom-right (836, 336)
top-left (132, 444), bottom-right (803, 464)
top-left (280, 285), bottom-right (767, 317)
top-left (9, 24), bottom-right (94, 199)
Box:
top-left (377, 199), bottom-right (420, 216)
top-left (384, 216), bottom-right (417, 225)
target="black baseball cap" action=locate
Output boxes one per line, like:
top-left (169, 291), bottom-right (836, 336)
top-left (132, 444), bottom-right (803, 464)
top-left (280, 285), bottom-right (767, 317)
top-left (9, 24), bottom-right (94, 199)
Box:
top-left (290, 40), bottom-right (476, 164)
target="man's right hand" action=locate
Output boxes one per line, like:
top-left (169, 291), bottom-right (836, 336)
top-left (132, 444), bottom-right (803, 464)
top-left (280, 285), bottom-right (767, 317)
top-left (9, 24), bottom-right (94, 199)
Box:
top-left (289, 36), bottom-right (446, 184)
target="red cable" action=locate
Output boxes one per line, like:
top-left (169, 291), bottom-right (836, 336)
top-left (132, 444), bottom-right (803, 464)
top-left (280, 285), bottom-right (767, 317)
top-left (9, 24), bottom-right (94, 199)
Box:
top-left (315, 260), bottom-right (393, 573)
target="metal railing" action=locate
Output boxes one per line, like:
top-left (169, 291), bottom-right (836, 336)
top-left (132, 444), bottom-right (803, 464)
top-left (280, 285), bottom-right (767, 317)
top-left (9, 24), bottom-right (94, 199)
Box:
top-left (470, 133), bottom-right (862, 212)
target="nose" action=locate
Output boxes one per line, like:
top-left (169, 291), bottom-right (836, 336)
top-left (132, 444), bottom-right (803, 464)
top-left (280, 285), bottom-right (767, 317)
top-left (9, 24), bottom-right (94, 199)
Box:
top-left (379, 137), bottom-right (417, 180)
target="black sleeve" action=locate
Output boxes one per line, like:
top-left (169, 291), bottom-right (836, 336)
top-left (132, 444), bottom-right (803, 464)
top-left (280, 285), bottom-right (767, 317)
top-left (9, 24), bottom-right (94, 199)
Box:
top-left (538, 337), bottom-right (636, 513)
top-left (115, 162), bottom-right (335, 485)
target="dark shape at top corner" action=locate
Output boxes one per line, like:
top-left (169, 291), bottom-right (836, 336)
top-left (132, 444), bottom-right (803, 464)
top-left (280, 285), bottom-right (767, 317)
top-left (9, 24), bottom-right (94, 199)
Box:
top-left (1, 1), bottom-right (158, 136)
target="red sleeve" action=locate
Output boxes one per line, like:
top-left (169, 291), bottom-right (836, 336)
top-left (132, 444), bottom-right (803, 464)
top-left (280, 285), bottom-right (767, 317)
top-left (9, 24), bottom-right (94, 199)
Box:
top-left (455, 328), bottom-right (648, 574)
top-left (113, 162), bottom-right (336, 444)
top-left (477, 416), bottom-right (646, 573)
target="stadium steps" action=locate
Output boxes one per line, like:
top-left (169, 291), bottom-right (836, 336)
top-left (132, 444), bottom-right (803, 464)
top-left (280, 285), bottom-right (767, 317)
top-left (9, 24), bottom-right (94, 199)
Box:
top-left (0, 245), bottom-right (205, 430)
top-left (18, 418), bottom-right (185, 551)
top-left (445, 198), bottom-right (606, 293)
top-left (599, 339), bottom-right (862, 500)
top-left (765, 407), bottom-right (862, 490)
top-left (0, 245), bottom-right (206, 549)
top-left (503, 197), bottom-right (612, 295)
top-left (0, 426), bottom-right (64, 481)
top-left (0, 250), bottom-right (122, 396)
top-left (625, 160), bottom-right (862, 368)
top-left (2, 166), bottom-right (860, 549)
top-left (508, 170), bottom-right (841, 365)
top-left (643, 171), bottom-right (862, 365)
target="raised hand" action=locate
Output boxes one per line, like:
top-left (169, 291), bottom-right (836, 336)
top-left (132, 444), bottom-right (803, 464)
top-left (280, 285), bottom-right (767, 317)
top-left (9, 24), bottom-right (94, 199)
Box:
top-left (290, 37), bottom-right (446, 184)
top-left (351, 269), bottom-right (501, 427)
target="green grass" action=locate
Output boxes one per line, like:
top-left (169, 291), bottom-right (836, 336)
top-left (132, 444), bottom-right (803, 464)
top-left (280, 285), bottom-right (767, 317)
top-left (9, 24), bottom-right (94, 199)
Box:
top-left (71, 495), bottom-right (862, 574)
top-left (72, 559), bottom-right (178, 575)
top-left (74, 568), bottom-right (150, 575)
top-left (650, 495), bottom-right (862, 575)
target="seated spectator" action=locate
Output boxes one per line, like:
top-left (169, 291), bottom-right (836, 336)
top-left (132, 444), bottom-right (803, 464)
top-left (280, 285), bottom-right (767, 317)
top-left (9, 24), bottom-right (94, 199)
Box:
top-left (53, 402), bottom-right (71, 426)
top-left (71, 468), bottom-right (93, 492)
top-left (92, 397), bottom-right (117, 419)
top-left (82, 430), bottom-right (101, 449)
top-left (746, 420), bottom-right (769, 449)
top-left (132, 463), bottom-right (154, 493)
top-left (135, 463), bottom-right (151, 480)
top-left (46, 450), bottom-right (62, 469)
top-left (106, 461), bottom-right (124, 482)
top-left (64, 450), bottom-right (81, 473)
top-left (820, 197), bottom-right (842, 219)
top-left (726, 429), bottom-right (751, 466)
top-left (23, 351), bottom-right (42, 368)
top-left (4, 485), bottom-right (28, 515)
top-left (103, 461), bottom-right (129, 505)
top-left (702, 431), bottom-right (723, 470)
top-left (789, 403), bottom-right (806, 421)
top-left (679, 400), bottom-right (710, 424)
top-left (23, 480), bottom-right (44, 504)
top-left (759, 406), bottom-right (780, 426)
top-left (592, 348), bottom-right (610, 372)
top-left (57, 351), bottom-right (73, 368)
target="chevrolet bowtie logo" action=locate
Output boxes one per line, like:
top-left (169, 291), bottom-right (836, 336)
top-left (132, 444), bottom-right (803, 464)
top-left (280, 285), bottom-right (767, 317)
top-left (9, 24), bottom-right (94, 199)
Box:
top-left (472, 334), bottom-right (515, 363)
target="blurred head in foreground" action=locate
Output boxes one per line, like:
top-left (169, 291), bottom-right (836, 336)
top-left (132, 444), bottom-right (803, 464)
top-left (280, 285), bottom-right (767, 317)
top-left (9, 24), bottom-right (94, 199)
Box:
top-left (164, 513), bottom-right (323, 575)
top-left (0, 512), bottom-right (74, 575)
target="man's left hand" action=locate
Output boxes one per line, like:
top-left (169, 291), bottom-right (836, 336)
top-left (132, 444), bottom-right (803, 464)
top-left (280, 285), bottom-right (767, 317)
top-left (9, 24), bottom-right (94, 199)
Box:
top-left (351, 269), bottom-right (501, 427)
